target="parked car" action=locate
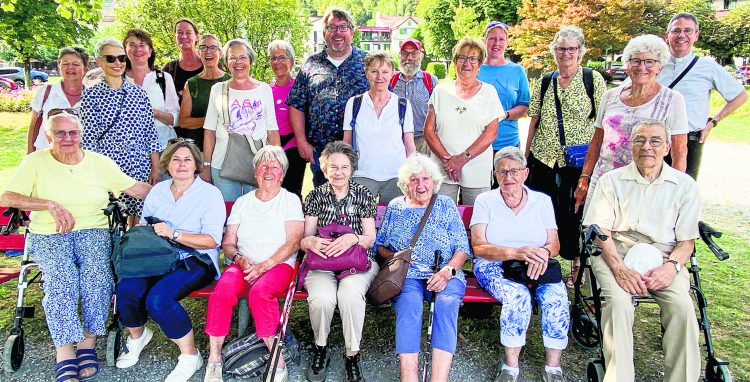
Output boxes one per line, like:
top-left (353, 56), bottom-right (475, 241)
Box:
top-left (606, 64), bottom-right (627, 82)
top-left (0, 67), bottom-right (49, 86)
top-left (737, 65), bottom-right (750, 85)
top-left (0, 76), bottom-right (18, 90)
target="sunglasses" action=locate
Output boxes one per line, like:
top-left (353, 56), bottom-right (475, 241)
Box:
top-left (103, 54), bottom-right (127, 64)
top-left (168, 137), bottom-right (196, 145)
top-left (48, 108), bottom-right (79, 117)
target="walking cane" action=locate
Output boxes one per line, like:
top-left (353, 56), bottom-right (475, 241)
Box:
top-left (263, 251), bottom-right (304, 382)
top-left (421, 250), bottom-right (443, 382)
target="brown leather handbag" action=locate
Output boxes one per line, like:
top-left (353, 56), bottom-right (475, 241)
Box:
top-left (367, 195), bottom-right (437, 305)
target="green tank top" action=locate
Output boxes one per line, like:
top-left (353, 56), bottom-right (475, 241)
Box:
top-left (187, 73), bottom-right (231, 117)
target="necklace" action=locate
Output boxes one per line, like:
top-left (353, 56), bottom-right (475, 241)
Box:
top-left (61, 84), bottom-right (83, 97)
top-left (559, 71), bottom-right (575, 79)
top-left (502, 189), bottom-right (525, 209)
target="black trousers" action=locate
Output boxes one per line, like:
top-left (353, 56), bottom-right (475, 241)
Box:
top-left (666, 131), bottom-right (703, 180)
top-left (282, 146), bottom-right (306, 198)
top-left (526, 153), bottom-right (582, 260)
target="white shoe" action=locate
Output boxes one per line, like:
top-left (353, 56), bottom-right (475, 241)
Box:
top-left (116, 327), bottom-right (153, 369)
top-left (164, 351), bottom-right (203, 382)
top-left (274, 366), bottom-right (288, 382)
top-left (204, 362), bottom-right (223, 382)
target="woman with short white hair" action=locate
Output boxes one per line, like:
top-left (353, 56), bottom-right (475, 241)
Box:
top-left (574, 34), bottom-right (688, 213)
top-left (375, 153), bottom-right (470, 382)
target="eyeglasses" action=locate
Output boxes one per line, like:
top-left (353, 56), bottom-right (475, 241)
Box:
top-left (325, 24), bottom-right (352, 33)
top-left (52, 130), bottom-right (81, 139)
top-left (669, 28), bottom-right (696, 36)
top-left (631, 137), bottom-right (665, 147)
top-left (496, 168), bottom-right (525, 177)
top-left (198, 45), bottom-right (220, 52)
top-left (628, 58), bottom-right (660, 68)
top-left (400, 51), bottom-right (420, 58)
top-left (269, 56), bottom-right (290, 63)
top-left (555, 46), bottom-right (580, 54)
top-left (102, 55), bottom-right (127, 64)
top-left (168, 137), bottom-right (196, 145)
top-left (456, 55), bottom-right (480, 64)
top-left (228, 55), bottom-right (250, 62)
top-left (48, 108), bottom-right (79, 117)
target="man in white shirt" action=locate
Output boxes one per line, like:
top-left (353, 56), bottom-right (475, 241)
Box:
top-left (583, 120), bottom-right (701, 382)
top-left (658, 12), bottom-right (747, 179)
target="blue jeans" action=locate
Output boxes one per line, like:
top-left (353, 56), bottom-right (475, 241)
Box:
top-left (211, 167), bottom-right (256, 202)
top-left (392, 277), bottom-right (465, 354)
top-left (116, 256), bottom-right (214, 339)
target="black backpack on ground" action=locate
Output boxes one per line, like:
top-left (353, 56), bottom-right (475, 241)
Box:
top-left (222, 332), bottom-right (300, 378)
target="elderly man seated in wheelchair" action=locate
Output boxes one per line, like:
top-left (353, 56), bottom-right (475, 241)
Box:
top-left (582, 119), bottom-right (701, 382)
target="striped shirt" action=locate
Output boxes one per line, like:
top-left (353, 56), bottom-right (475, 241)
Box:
top-left (391, 70), bottom-right (438, 137)
top-left (303, 180), bottom-right (377, 235)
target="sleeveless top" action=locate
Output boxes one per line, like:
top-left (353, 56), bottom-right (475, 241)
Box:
top-left (176, 73), bottom-right (232, 147)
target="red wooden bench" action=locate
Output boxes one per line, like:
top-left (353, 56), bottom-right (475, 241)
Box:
top-left (0, 207), bottom-right (25, 284)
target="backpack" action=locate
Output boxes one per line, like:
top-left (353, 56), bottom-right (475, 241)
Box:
top-left (389, 71), bottom-right (434, 95)
top-left (155, 69), bottom-right (167, 100)
top-left (349, 95), bottom-right (408, 151)
top-left (540, 67), bottom-right (596, 119)
top-left (222, 332), bottom-right (300, 378)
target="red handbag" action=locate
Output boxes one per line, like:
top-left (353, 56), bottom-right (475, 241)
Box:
top-left (298, 214), bottom-right (371, 286)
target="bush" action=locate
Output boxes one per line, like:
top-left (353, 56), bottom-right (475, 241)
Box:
top-left (426, 62), bottom-right (446, 79)
top-left (0, 88), bottom-right (33, 113)
top-left (594, 68), bottom-right (613, 83)
top-left (587, 60), bottom-right (605, 70)
top-left (447, 62), bottom-right (456, 80)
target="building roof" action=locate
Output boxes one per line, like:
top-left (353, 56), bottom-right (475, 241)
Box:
top-left (376, 15), bottom-right (420, 30)
top-left (358, 26), bottom-right (391, 32)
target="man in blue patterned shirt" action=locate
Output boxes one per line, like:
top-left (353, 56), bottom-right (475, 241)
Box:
top-left (287, 7), bottom-right (369, 187)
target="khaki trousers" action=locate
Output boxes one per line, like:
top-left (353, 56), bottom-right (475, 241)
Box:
top-left (437, 183), bottom-right (489, 206)
top-left (304, 260), bottom-right (379, 353)
top-left (591, 255), bottom-right (700, 382)
top-left (414, 136), bottom-right (432, 156)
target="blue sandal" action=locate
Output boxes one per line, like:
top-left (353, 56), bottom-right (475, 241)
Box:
top-left (55, 358), bottom-right (79, 382)
top-left (75, 348), bottom-right (100, 381)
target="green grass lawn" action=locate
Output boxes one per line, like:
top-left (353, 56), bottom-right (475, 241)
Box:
top-left (708, 87), bottom-right (750, 143)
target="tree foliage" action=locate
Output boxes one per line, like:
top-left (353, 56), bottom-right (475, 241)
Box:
top-left (0, 0), bottom-right (97, 84)
top-left (718, 4), bottom-right (750, 59)
top-left (115, 0), bottom-right (308, 82)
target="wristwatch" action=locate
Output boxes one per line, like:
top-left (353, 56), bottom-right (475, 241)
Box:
top-left (667, 259), bottom-right (681, 273)
top-left (707, 117), bottom-right (718, 127)
top-left (464, 150), bottom-right (472, 159)
top-left (444, 265), bottom-right (457, 277)
top-left (203, 161), bottom-right (212, 167)
top-left (505, 111), bottom-right (510, 120)
top-left (172, 231), bottom-right (181, 241)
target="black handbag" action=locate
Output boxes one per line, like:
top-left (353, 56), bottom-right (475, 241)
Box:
top-left (112, 218), bottom-right (198, 279)
top-left (502, 259), bottom-right (563, 285)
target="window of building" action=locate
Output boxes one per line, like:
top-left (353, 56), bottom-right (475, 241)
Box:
top-left (373, 44), bottom-right (380, 50)
top-left (399, 27), bottom-right (406, 35)
top-left (363, 43), bottom-right (371, 51)
top-left (384, 44), bottom-right (391, 51)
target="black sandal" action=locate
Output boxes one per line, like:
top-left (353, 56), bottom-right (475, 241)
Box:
top-left (55, 358), bottom-right (79, 382)
top-left (76, 348), bottom-right (100, 381)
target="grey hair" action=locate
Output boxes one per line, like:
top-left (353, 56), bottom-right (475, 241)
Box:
top-left (396, 154), bottom-right (444, 195)
top-left (267, 40), bottom-right (296, 64)
top-left (58, 47), bottom-right (89, 65)
top-left (322, 7), bottom-right (354, 28)
top-left (622, 34), bottom-right (669, 68)
top-left (45, 112), bottom-right (81, 134)
top-left (493, 146), bottom-right (527, 170)
top-left (319, 141), bottom-right (358, 172)
top-left (95, 37), bottom-right (124, 58)
top-left (252, 145), bottom-right (289, 176)
top-left (200, 33), bottom-right (222, 46)
top-left (549, 26), bottom-right (587, 63)
top-left (668, 13), bottom-right (699, 32)
top-left (223, 39), bottom-right (256, 67)
top-left (364, 51), bottom-right (395, 72)
top-left (631, 119), bottom-right (669, 140)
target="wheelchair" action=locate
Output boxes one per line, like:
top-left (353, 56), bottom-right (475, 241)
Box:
top-left (1, 198), bottom-right (128, 372)
top-left (569, 223), bottom-right (733, 382)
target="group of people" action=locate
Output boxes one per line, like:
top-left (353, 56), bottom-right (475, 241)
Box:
top-left (2, 5), bottom-right (747, 382)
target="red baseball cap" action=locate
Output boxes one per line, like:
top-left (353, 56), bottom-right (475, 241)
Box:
top-left (400, 38), bottom-right (423, 51)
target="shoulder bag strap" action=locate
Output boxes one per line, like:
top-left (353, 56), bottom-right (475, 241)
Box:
top-left (389, 72), bottom-right (400, 90)
top-left (539, 72), bottom-right (554, 119)
top-left (409, 195), bottom-right (438, 248)
top-left (350, 95), bottom-right (363, 151)
top-left (96, 88), bottom-right (127, 143)
top-left (397, 97), bottom-right (407, 134)
top-left (33, 84), bottom-right (53, 129)
top-left (222, 81), bottom-right (231, 131)
top-left (552, 71), bottom-right (566, 147)
top-left (422, 71), bottom-right (434, 94)
top-left (582, 67), bottom-right (596, 119)
top-left (668, 56), bottom-right (699, 89)
top-left (155, 69), bottom-right (167, 100)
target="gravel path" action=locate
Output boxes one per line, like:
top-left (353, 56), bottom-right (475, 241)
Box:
top-left (1, 125), bottom-right (747, 382)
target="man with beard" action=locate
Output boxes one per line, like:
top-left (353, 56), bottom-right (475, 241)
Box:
top-left (658, 13), bottom-right (746, 179)
top-left (287, 7), bottom-right (369, 187)
top-left (390, 38), bottom-right (439, 155)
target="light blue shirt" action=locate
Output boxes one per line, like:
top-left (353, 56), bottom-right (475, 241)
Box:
top-left (140, 176), bottom-right (226, 277)
top-left (657, 52), bottom-right (744, 133)
top-left (477, 62), bottom-right (530, 150)
top-left (391, 70), bottom-right (439, 137)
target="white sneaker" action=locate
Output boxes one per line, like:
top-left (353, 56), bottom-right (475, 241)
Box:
top-left (274, 366), bottom-right (288, 382)
top-left (203, 362), bottom-right (223, 382)
top-left (116, 327), bottom-right (153, 369)
top-left (164, 351), bottom-right (203, 382)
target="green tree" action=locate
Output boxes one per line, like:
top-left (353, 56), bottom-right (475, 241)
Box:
top-left (716, 3), bottom-right (750, 61)
top-left (115, 0), bottom-right (308, 82)
top-left (451, 1), bottom-right (484, 40)
top-left (0, 0), bottom-right (97, 85)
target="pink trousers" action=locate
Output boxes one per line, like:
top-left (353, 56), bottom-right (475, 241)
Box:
top-left (205, 263), bottom-right (294, 338)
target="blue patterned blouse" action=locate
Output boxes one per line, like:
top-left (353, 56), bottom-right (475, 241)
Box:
top-left (286, 46), bottom-right (369, 152)
top-left (375, 195), bottom-right (470, 282)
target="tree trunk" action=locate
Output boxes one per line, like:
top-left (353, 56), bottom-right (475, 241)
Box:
top-left (22, 57), bottom-right (31, 88)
